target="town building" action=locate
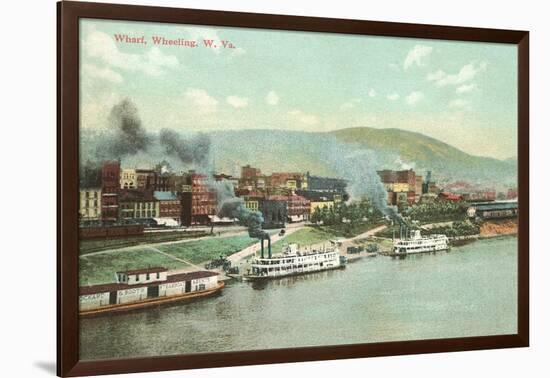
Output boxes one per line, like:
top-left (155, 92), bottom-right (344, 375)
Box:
top-left (467, 201), bottom-right (518, 220)
top-left (167, 174), bottom-right (191, 192)
top-left (154, 191), bottom-right (181, 221)
top-left (79, 188), bottom-right (102, 221)
top-left (438, 192), bottom-right (464, 202)
top-left (270, 172), bottom-right (306, 190)
top-left (190, 172), bottom-right (217, 225)
top-left (239, 165), bottom-right (263, 190)
top-left (119, 189), bottom-right (159, 221)
top-left (461, 190), bottom-right (497, 202)
top-left (286, 194), bottom-right (311, 222)
top-left (243, 193), bottom-right (264, 213)
top-left (301, 191), bottom-right (337, 215)
top-left (261, 196), bottom-right (288, 229)
top-left (135, 169), bottom-right (156, 190)
top-left (120, 168), bottom-right (137, 189)
top-left (152, 173), bottom-right (172, 192)
top-left (310, 199), bottom-right (334, 215)
top-left (306, 172), bottom-right (346, 196)
top-left (378, 169), bottom-right (417, 206)
top-left (101, 161), bottom-right (121, 222)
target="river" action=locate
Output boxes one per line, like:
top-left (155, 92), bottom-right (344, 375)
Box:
top-left (79, 236), bottom-right (518, 360)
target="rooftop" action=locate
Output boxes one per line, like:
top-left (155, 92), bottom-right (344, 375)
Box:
top-left (117, 267), bottom-right (168, 275)
top-left (471, 201), bottom-right (518, 211)
top-left (80, 270), bottom-right (219, 296)
top-left (154, 191), bottom-right (179, 201)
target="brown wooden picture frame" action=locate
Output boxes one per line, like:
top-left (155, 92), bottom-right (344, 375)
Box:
top-left (57, 1), bottom-right (529, 376)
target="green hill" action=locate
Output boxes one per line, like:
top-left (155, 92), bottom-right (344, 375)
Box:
top-left (81, 127), bottom-right (516, 186)
top-left (329, 127), bottom-right (516, 184)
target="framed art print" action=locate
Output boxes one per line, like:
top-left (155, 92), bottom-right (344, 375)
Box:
top-left (57, 1), bottom-right (529, 376)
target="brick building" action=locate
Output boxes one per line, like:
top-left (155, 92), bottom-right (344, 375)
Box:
top-left (286, 194), bottom-right (310, 222)
top-left (101, 161), bottom-right (121, 222)
top-left (377, 169), bottom-right (418, 206)
top-left (118, 189), bottom-right (159, 221)
top-left (154, 191), bottom-right (181, 221)
top-left (190, 172), bottom-right (217, 225)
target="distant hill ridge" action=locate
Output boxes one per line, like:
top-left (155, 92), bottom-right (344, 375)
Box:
top-left (80, 126), bottom-right (516, 186)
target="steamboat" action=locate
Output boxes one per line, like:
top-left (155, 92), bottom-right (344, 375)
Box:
top-left (392, 229), bottom-right (449, 255)
top-left (244, 236), bottom-right (346, 280)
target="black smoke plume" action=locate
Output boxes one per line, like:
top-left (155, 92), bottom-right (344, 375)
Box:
top-left (106, 99), bottom-right (151, 158)
top-left (159, 129), bottom-right (211, 167)
top-left (210, 179), bottom-right (267, 238)
top-left (79, 160), bottom-right (102, 188)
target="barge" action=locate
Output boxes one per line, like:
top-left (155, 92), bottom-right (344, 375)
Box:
top-left (79, 267), bottom-right (223, 316)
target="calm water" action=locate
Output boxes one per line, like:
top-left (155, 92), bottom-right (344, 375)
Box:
top-left (80, 237), bottom-right (518, 360)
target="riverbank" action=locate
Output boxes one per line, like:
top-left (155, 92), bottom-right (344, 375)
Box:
top-left (448, 219), bottom-right (517, 246)
top-left (480, 219), bottom-right (518, 237)
top-left (80, 236), bottom-right (518, 360)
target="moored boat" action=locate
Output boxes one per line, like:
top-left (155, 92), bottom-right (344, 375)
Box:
top-left (244, 241), bottom-right (346, 281)
top-left (392, 229), bottom-right (449, 255)
top-left (79, 267), bottom-right (223, 316)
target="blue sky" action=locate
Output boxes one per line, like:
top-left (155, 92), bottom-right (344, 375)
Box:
top-left (80, 18), bottom-right (518, 160)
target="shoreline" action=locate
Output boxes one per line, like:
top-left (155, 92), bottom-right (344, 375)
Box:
top-left (449, 231), bottom-right (517, 246)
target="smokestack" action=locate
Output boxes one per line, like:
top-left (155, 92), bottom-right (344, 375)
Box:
top-left (261, 238), bottom-right (264, 259)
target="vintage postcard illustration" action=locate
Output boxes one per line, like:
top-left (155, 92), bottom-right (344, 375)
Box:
top-left (78, 18), bottom-right (518, 360)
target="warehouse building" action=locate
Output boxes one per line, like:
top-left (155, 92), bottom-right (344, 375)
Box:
top-left (467, 201), bottom-right (518, 220)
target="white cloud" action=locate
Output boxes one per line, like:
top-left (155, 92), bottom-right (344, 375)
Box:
top-left (82, 63), bottom-right (123, 83)
top-left (80, 91), bottom-right (122, 130)
top-left (368, 88), bottom-right (377, 97)
top-left (187, 27), bottom-right (222, 54)
top-left (427, 61), bottom-right (487, 87)
top-left (184, 88), bottom-right (218, 114)
top-left (186, 27), bottom-right (246, 58)
top-left (288, 109), bottom-right (319, 125)
top-left (406, 91), bottom-right (424, 105)
top-left (83, 29), bottom-right (179, 76)
top-left (265, 91), bottom-right (280, 105)
top-left (449, 98), bottom-right (471, 110)
top-left (404, 45), bottom-right (433, 70)
top-left (340, 98), bottom-right (361, 110)
top-left (456, 83), bottom-right (477, 94)
top-left (387, 93), bottom-right (400, 101)
top-left (226, 95), bottom-right (249, 108)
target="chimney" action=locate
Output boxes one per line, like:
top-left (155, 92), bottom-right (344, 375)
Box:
top-left (260, 238), bottom-right (264, 259)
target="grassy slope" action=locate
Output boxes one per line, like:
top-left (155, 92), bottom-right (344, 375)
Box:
top-left (79, 250), bottom-right (185, 286)
top-left (157, 234), bottom-right (257, 264)
top-left (79, 234), bottom-right (258, 286)
top-left (271, 227), bottom-right (338, 252)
